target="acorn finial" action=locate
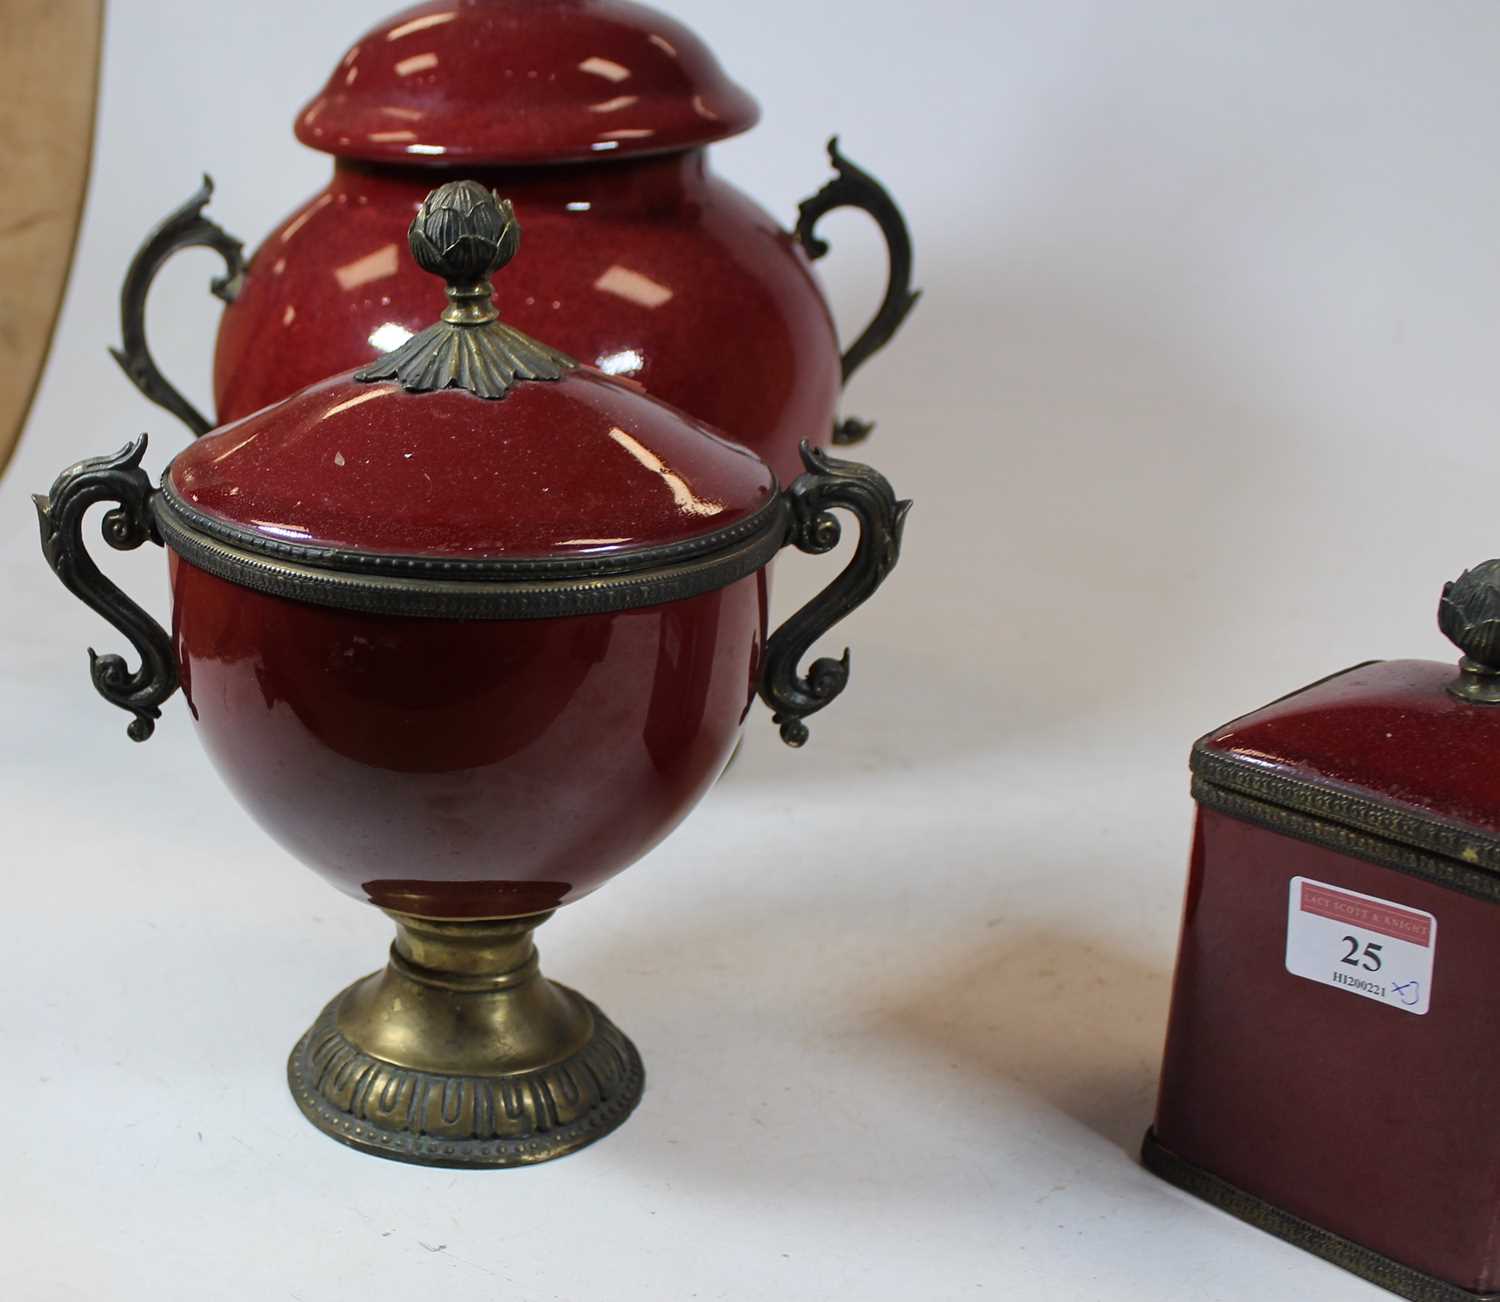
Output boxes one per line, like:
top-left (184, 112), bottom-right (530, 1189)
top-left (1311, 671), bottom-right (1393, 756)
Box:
top-left (409, 180), bottom-right (520, 288)
top-left (1439, 560), bottom-right (1500, 704)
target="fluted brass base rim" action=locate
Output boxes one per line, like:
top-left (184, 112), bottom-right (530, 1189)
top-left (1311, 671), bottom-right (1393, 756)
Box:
top-left (287, 979), bottom-right (645, 1169)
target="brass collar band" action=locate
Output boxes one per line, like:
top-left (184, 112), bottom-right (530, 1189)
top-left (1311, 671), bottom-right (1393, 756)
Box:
top-left (1191, 742), bottom-right (1500, 905)
top-left (386, 912), bottom-right (547, 993)
top-left (153, 480), bottom-right (788, 620)
top-left (1448, 656), bottom-right (1500, 705)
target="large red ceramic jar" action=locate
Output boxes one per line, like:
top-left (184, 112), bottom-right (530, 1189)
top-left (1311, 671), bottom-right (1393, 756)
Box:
top-left (112, 0), bottom-right (919, 487)
top-left (38, 182), bottom-right (909, 1168)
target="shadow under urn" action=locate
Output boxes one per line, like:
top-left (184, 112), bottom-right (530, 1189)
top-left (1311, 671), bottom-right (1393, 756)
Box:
top-left (37, 182), bottom-right (910, 1168)
top-left (112, 0), bottom-right (919, 488)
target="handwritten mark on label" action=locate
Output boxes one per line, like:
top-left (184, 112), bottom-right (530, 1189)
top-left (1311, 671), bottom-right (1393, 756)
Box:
top-left (1392, 980), bottom-right (1421, 1007)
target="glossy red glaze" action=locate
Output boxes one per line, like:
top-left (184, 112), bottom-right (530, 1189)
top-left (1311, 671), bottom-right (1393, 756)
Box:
top-left (296, 0), bottom-right (760, 165)
top-left (173, 367), bottom-right (775, 558)
top-left (1154, 659), bottom-right (1500, 1292)
top-left (169, 552), bottom-right (768, 918)
top-left (213, 152), bottom-right (839, 488)
top-left (1156, 810), bottom-right (1500, 1291)
top-left (1203, 658), bottom-right (1500, 837)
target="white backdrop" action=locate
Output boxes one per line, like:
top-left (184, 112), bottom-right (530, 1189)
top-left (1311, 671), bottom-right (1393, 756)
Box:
top-left (4, 2), bottom-right (1496, 1298)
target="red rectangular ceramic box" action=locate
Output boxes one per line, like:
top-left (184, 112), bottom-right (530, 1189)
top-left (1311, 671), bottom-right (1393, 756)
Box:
top-left (1147, 607), bottom-right (1500, 1302)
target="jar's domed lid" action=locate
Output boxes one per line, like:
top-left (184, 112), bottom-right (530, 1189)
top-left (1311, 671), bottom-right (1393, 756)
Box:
top-left (295, 0), bottom-right (760, 166)
top-left (165, 370), bottom-right (776, 560)
top-left (164, 373), bottom-right (774, 561)
top-left (156, 182), bottom-right (782, 619)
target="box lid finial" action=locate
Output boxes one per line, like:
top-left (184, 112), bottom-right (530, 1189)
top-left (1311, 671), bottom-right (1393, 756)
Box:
top-left (1439, 561), bottom-right (1500, 704)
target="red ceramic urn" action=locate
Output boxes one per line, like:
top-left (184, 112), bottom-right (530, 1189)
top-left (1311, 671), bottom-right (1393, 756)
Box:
top-left (111, 0), bottom-right (919, 487)
top-left (1146, 562), bottom-right (1500, 1300)
top-left (39, 181), bottom-right (909, 1167)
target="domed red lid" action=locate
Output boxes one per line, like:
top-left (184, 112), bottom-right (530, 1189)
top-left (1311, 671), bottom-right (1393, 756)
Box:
top-left (295, 0), bottom-right (761, 166)
top-left (1196, 660), bottom-right (1500, 841)
top-left (166, 369), bottom-right (774, 561)
top-left (157, 182), bottom-right (780, 619)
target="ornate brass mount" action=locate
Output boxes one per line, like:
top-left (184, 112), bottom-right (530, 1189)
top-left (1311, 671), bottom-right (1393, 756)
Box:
top-left (287, 911), bottom-right (643, 1168)
top-left (354, 180), bottom-right (576, 400)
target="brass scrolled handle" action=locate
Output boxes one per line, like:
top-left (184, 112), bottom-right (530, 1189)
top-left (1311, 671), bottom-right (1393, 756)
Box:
top-left (794, 138), bottom-right (921, 445)
top-left (760, 442), bottom-right (910, 746)
top-left (33, 434), bottom-right (180, 740)
top-left (109, 176), bottom-right (245, 438)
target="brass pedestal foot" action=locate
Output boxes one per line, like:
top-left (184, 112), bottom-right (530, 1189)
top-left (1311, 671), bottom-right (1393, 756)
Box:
top-left (287, 911), bottom-right (644, 1168)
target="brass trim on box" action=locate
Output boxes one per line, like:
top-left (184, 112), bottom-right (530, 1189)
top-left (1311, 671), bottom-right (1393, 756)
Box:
top-left (1141, 1129), bottom-right (1498, 1302)
top-left (1191, 741), bottom-right (1500, 886)
top-left (1190, 777), bottom-right (1500, 906)
top-left (287, 912), bottom-right (644, 1168)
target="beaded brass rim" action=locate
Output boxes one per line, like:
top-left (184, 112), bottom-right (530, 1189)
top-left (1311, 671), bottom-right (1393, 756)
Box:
top-left (154, 481), bottom-right (788, 619)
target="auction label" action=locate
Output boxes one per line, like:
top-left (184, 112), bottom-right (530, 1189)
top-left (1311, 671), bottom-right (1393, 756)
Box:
top-left (1285, 877), bottom-right (1435, 1015)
